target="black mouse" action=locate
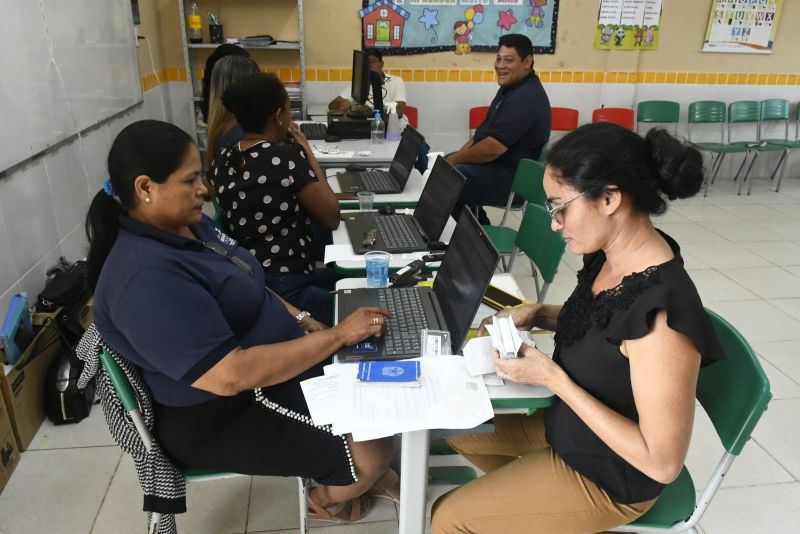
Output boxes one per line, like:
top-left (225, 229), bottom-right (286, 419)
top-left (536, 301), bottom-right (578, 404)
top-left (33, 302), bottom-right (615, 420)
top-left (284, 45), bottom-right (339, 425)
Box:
top-left (325, 134), bottom-right (341, 143)
top-left (378, 205), bottom-right (395, 216)
top-left (345, 164), bottom-right (367, 172)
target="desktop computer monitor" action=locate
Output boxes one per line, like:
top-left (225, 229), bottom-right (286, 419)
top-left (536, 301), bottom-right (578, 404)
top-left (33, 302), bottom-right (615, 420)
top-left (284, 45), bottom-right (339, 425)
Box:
top-left (351, 49), bottom-right (370, 106)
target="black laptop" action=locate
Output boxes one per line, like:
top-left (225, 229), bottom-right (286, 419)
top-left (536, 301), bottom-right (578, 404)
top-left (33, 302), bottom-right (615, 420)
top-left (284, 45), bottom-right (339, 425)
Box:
top-left (336, 209), bottom-right (500, 362)
top-left (343, 157), bottom-right (466, 254)
top-left (336, 126), bottom-right (425, 194)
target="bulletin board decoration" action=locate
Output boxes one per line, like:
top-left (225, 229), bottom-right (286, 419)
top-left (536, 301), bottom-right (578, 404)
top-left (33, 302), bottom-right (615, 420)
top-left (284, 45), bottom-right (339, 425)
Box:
top-left (702, 0), bottom-right (783, 54)
top-left (593, 0), bottom-right (663, 50)
top-left (359, 0), bottom-right (560, 56)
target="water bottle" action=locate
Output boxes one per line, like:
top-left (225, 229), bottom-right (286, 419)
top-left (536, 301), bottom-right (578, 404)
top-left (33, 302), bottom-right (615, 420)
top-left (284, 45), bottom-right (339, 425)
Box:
top-left (187, 2), bottom-right (202, 43)
top-left (371, 110), bottom-right (385, 144)
top-left (385, 110), bottom-right (401, 141)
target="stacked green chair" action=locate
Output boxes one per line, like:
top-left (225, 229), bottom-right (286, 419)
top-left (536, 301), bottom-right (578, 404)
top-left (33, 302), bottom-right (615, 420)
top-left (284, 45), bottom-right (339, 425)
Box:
top-left (100, 348), bottom-right (310, 534)
top-left (636, 101), bottom-right (680, 135)
top-left (728, 100), bottom-right (788, 195)
top-left (482, 159), bottom-right (547, 272)
top-left (757, 100), bottom-right (800, 194)
top-left (614, 309), bottom-right (772, 533)
top-left (687, 101), bottom-right (749, 197)
top-left (509, 204), bottom-right (566, 303)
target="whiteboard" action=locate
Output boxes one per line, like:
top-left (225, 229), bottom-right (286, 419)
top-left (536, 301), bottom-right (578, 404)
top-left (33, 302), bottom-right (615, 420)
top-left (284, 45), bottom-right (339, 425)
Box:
top-left (0, 0), bottom-right (142, 172)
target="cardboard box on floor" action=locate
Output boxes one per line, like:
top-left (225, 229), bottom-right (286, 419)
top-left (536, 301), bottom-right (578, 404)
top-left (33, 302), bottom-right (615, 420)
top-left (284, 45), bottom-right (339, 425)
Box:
top-left (0, 388), bottom-right (21, 494)
top-left (0, 322), bottom-right (63, 451)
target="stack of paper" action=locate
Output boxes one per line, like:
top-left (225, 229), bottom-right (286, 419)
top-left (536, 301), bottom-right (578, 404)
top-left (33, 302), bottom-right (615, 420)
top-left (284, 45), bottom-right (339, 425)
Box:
top-left (300, 356), bottom-right (494, 441)
top-left (462, 320), bottom-right (535, 385)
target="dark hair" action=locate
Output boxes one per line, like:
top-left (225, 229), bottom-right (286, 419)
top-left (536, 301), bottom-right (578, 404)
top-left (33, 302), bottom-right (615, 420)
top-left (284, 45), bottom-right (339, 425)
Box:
top-left (367, 49), bottom-right (382, 62)
top-left (498, 33), bottom-right (534, 62)
top-left (201, 44), bottom-right (250, 121)
top-left (85, 120), bottom-right (194, 289)
top-left (545, 122), bottom-right (704, 215)
top-left (222, 73), bottom-right (288, 133)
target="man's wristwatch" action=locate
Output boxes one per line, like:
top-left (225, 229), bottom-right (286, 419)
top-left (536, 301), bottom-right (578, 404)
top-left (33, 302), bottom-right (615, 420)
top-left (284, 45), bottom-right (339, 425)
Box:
top-left (295, 310), bottom-right (312, 324)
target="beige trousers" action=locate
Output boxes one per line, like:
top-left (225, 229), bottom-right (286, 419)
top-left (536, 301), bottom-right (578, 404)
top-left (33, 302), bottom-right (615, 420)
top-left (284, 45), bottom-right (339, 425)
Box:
top-left (430, 411), bottom-right (656, 534)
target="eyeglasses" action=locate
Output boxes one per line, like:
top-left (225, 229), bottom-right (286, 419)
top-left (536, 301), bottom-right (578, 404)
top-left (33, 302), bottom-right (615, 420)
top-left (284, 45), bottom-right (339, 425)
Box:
top-left (545, 190), bottom-right (588, 224)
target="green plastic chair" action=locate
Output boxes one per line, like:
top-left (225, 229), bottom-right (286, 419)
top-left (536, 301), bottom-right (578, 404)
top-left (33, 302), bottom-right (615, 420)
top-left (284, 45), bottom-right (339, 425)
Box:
top-left (763, 102), bottom-right (800, 194)
top-left (482, 159), bottom-right (547, 272)
top-left (687, 101), bottom-right (749, 197)
top-left (614, 309), bottom-right (772, 533)
top-left (509, 204), bottom-right (566, 303)
top-left (636, 101), bottom-right (680, 134)
top-left (99, 348), bottom-right (310, 534)
top-left (740, 99), bottom-right (797, 194)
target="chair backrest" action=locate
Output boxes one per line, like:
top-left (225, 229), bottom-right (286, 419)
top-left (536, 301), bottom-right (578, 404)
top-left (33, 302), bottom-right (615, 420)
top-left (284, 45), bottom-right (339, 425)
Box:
top-left (698, 309), bottom-right (772, 455)
top-left (760, 99), bottom-right (789, 142)
top-left (551, 107), bottom-right (579, 132)
top-left (514, 204), bottom-right (566, 284)
top-left (592, 107), bottom-right (635, 130)
top-left (510, 158), bottom-right (547, 207)
top-left (636, 101), bottom-right (680, 133)
top-left (404, 105), bottom-right (419, 129)
top-left (727, 101), bottom-right (761, 143)
top-left (469, 106), bottom-right (489, 130)
top-left (687, 100), bottom-right (726, 144)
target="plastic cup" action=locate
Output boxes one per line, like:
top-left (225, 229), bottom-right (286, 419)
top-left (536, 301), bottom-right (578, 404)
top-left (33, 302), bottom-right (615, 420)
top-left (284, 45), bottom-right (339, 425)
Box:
top-left (357, 191), bottom-right (374, 211)
top-left (365, 251), bottom-right (391, 288)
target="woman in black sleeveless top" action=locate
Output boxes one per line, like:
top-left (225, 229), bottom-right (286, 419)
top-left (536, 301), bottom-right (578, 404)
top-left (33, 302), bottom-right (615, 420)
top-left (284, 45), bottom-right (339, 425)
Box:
top-left (432, 123), bottom-right (725, 533)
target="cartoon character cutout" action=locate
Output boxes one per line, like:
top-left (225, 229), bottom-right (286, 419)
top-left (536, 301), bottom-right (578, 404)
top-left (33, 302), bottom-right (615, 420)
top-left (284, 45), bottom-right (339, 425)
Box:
top-left (600, 26), bottom-right (614, 45)
top-left (644, 27), bottom-right (655, 46)
top-left (454, 20), bottom-right (473, 55)
top-left (526, 0), bottom-right (547, 29)
top-left (614, 27), bottom-right (625, 46)
top-left (633, 27), bottom-right (644, 46)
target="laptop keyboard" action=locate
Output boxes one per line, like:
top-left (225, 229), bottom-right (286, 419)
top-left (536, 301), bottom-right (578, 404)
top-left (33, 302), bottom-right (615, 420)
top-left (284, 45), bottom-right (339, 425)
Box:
top-left (376, 288), bottom-right (430, 356)
top-left (360, 170), bottom-right (396, 192)
top-left (376, 215), bottom-right (420, 250)
top-left (300, 122), bottom-right (327, 140)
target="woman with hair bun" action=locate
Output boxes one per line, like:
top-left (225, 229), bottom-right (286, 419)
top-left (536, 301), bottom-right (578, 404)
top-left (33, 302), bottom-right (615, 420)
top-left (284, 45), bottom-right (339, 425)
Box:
top-left (432, 123), bottom-right (725, 533)
top-left (210, 72), bottom-right (340, 325)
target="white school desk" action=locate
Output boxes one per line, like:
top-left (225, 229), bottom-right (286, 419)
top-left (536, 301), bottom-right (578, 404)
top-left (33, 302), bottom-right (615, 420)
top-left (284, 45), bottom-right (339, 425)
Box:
top-left (328, 167), bottom-right (427, 210)
top-left (332, 275), bottom-right (554, 534)
top-left (311, 138), bottom-right (400, 168)
top-left (325, 211), bottom-right (456, 276)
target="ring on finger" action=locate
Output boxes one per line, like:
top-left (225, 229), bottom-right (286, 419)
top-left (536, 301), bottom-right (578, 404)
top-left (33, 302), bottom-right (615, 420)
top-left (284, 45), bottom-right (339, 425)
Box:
top-left (372, 316), bottom-right (379, 326)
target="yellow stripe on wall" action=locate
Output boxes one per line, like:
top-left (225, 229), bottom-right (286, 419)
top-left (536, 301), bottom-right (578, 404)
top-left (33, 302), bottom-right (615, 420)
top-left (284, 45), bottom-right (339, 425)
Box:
top-left (141, 68), bottom-right (800, 92)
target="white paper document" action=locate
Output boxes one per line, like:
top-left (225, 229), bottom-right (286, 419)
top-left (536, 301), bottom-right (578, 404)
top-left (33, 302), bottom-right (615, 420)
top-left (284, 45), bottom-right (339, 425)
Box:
top-left (301, 356), bottom-right (494, 441)
top-left (485, 317), bottom-right (523, 359)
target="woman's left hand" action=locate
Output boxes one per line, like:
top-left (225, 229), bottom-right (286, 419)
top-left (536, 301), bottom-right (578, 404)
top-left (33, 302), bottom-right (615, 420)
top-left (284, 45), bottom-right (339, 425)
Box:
top-left (493, 344), bottom-right (563, 388)
top-left (301, 317), bottom-right (328, 334)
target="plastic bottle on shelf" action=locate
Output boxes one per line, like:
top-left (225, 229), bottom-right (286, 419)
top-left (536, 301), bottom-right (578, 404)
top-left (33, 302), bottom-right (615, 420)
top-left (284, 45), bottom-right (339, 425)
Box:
top-left (187, 2), bottom-right (202, 44)
top-left (370, 110), bottom-right (385, 145)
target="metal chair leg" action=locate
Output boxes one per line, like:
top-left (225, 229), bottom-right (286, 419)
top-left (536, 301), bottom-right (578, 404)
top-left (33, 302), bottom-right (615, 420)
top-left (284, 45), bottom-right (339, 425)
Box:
top-left (298, 477), bottom-right (310, 534)
top-left (148, 512), bottom-right (161, 534)
top-left (743, 151), bottom-right (760, 195)
top-left (775, 149), bottom-right (791, 193)
top-left (704, 153), bottom-right (724, 197)
top-left (733, 152), bottom-right (749, 182)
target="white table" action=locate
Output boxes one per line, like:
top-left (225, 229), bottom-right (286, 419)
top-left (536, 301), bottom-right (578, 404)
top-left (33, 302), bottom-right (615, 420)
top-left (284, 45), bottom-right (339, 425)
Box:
top-left (332, 275), bottom-right (554, 534)
top-left (328, 167), bottom-right (428, 210)
top-left (312, 138), bottom-right (400, 168)
top-left (324, 211), bottom-right (456, 276)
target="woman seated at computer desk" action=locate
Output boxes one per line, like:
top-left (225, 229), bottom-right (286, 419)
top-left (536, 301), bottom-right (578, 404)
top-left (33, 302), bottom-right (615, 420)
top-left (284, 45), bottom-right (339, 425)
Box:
top-left (210, 72), bottom-right (341, 325)
top-left (88, 119), bottom-right (399, 524)
top-left (431, 123), bottom-right (725, 533)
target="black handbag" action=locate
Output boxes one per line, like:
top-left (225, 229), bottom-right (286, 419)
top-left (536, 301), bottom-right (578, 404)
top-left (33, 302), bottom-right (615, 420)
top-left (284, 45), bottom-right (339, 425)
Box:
top-left (45, 346), bottom-right (95, 425)
top-left (37, 261), bottom-right (88, 312)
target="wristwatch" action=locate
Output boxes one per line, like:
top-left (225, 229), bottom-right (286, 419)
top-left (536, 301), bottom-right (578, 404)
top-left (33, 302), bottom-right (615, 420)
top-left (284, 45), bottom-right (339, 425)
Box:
top-left (295, 310), bottom-right (312, 324)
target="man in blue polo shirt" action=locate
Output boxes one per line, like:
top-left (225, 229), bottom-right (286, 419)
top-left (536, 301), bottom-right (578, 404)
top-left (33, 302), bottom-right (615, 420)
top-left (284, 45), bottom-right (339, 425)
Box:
top-left (447, 34), bottom-right (551, 224)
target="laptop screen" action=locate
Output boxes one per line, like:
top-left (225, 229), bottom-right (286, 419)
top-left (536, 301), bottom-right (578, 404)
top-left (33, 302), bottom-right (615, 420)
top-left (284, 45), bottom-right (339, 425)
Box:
top-left (413, 157), bottom-right (466, 243)
top-left (433, 209), bottom-right (500, 353)
top-left (388, 127), bottom-right (424, 187)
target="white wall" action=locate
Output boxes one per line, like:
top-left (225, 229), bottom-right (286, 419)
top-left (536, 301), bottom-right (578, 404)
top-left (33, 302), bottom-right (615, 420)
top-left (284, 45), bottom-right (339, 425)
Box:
top-left (0, 81), bottom-right (189, 316)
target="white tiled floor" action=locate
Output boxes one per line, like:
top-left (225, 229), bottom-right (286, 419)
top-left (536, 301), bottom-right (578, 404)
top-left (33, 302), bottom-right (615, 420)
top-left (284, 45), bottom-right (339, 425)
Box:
top-left (1, 178), bottom-right (799, 533)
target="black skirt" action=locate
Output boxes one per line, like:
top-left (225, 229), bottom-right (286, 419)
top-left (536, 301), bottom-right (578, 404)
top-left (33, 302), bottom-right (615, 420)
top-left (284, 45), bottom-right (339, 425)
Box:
top-left (155, 362), bottom-right (356, 486)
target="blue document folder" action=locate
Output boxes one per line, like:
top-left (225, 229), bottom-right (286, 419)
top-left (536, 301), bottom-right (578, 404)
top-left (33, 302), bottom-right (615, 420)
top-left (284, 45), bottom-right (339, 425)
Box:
top-left (357, 360), bottom-right (421, 384)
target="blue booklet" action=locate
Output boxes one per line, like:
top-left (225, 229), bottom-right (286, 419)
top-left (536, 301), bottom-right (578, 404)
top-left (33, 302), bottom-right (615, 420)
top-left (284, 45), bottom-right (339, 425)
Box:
top-left (357, 360), bottom-right (421, 384)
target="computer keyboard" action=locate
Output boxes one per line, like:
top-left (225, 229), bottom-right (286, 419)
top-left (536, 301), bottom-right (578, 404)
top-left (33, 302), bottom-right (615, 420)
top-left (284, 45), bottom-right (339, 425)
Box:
top-left (299, 122), bottom-right (328, 140)
top-left (376, 215), bottom-right (420, 250)
top-left (360, 170), bottom-right (395, 192)
top-left (376, 288), bottom-right (430, 356)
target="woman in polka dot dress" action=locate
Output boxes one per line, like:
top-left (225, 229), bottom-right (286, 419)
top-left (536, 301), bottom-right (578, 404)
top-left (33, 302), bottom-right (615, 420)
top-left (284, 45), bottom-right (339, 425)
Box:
top-left (210, 73), bottom-right (341, 325)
